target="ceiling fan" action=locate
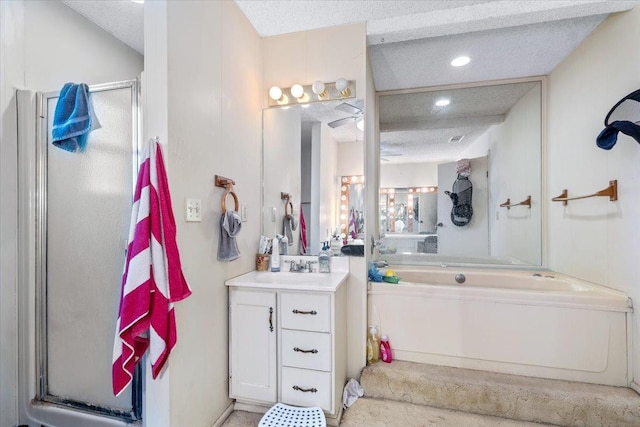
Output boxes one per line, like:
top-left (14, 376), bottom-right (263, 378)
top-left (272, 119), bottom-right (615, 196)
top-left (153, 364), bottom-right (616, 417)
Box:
top-left (328, 102), bottom-right (363, 128)
top-left (380, 151), bottom-right (402, 162)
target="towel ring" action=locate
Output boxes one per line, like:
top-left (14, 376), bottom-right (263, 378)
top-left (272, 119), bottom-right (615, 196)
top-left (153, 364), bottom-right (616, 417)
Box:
top-left (222, 184), bottom-right (239, 213)
top-left (281, 192), bottom-right (293, 217)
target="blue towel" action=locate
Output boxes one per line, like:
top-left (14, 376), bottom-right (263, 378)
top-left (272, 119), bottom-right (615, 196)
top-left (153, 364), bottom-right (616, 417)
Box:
top-left (51, 83), bottom-right (92, 152)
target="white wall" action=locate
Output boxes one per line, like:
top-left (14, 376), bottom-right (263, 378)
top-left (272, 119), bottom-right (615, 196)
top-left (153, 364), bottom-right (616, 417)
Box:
top-left (1, 1), bottom-right (143, 426)
top-left (380, 162), bottom-right (439, 188)
top-left (484, 86), bottom-right (542, 265)
top-left (263, 108), bottom-right (302, 242)
top-left (318, 123), bottom-right (339, 245)
top-left (143, 2), bottom-right (264, 426)
top-left (0, 3), bottom-right (24, 426)
top-left (337, 140), bottom-right (364, 177)
top-left (23, 1), bottom-right (143, 90)
top-left (437, 157), bottom-right (489, 258)
top-left (263, 23), bottom-right (367, 101)
top-left (547, 7), bottom-right (640, 387)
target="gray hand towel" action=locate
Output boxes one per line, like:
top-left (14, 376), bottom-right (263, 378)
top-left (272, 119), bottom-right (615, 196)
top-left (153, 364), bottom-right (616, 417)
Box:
top-left (283, 214), bottom-right (297, 246)
top-left (218, 211), bottom-right (242, 261)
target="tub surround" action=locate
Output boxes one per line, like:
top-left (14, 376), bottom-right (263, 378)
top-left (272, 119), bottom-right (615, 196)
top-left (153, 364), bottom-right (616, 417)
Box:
top-left (368, 266), bottom-right (632, 386)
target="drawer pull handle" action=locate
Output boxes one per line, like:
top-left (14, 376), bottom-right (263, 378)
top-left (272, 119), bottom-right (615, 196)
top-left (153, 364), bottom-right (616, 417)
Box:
top-left (269, 307), bottom-right (274, 332)
top-left (293, 347), bottom-right (318, 354)
top-left (293, 385), bottom-right (318, 393)
top-left (292, 309), bottom-right (317, 315)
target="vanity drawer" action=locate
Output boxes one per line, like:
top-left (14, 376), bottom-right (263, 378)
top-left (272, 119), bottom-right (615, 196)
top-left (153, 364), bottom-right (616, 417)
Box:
top-left (281, 366), bottom-right (332, 412)
top-left (280, 293), bottom-right (331, 332)
top-left (281, 329), bottom-right (331, 372)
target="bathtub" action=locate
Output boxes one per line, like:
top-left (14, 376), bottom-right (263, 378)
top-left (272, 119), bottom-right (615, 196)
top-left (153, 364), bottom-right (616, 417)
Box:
top-left (368, 266), bottom-right (632, 386)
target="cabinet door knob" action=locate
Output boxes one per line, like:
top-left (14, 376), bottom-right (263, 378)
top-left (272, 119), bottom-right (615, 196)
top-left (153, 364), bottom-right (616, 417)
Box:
top-left (292, 309), bottom-right (317, 315)
top-left (293, 347), bottom-right (318, 354)
top-left (269, 307), bottom-right (274, 332)
top-left (293, 385), bottom-right (318, 393)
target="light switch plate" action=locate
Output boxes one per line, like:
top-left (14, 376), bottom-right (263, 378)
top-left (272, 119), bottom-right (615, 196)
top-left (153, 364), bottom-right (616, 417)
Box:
top-left (241, 205), bottom-right (248, 222)
top-left (185, 198), bottom-right (201, 222)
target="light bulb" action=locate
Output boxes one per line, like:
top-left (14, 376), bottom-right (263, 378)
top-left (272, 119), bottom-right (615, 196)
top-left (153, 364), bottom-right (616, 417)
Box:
top-left (435, 98), bottom-right (450, 107)
top-left (336, 78), bottom-right (350, 96)
top-left (312, 80), bottom-right (327, 97)
top-left (291, 84), bottom-right (304, 99)
top-left (269, 86), bottom-right (283, 101)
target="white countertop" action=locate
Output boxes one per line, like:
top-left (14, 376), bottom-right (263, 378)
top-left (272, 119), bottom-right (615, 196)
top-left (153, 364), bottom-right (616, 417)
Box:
top-left (225, 270), bottom-right (349, 292)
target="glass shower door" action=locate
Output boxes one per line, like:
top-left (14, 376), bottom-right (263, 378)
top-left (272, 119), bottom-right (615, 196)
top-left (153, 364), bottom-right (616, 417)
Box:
top-left (36, 80), bottom-right (141, 422)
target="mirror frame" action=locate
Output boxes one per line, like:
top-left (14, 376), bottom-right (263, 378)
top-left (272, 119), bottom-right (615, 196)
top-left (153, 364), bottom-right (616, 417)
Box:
top-left (374, 76), bottom-right (547, 268)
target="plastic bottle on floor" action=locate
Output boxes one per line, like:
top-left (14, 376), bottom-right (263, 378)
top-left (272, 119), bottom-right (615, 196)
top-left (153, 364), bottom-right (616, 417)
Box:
top-left (367, 325), bottom-right (380, 363)
top-left (380, 335), bottom-right (393, 363)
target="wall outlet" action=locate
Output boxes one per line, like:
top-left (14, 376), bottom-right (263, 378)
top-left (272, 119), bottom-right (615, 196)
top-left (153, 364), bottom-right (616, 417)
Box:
top-left (185, 198), bottom-right (202, 222)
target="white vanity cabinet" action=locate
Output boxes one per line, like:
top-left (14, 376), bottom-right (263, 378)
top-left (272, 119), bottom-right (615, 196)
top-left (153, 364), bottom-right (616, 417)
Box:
top-left (229, 289), bottom-right (277, 403)
top-left (226, 270), bottom-right (348, 424)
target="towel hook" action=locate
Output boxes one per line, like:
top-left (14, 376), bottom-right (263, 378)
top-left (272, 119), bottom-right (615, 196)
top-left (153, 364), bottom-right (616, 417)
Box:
top-left (215, 175), bottom-right (239, 213)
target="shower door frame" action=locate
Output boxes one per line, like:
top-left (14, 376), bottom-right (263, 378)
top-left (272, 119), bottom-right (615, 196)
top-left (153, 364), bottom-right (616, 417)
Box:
top-left (34, 79), bottom-right (142, 423)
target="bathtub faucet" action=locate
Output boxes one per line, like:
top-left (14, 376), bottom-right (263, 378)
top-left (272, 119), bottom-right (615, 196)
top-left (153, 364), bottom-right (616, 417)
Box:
top-left (373, 259), bottom-right (388, 268)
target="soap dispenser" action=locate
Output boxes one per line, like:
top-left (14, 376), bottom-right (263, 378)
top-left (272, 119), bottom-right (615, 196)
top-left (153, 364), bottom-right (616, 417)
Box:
top-left (318, 241), bottom-right (331, 273)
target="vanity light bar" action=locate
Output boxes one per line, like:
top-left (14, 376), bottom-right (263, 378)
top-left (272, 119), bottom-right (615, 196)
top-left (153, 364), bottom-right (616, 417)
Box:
top-left (381, 187), bottom-right (437, 193)
top-left (267, 80), bottom-right (356, 108)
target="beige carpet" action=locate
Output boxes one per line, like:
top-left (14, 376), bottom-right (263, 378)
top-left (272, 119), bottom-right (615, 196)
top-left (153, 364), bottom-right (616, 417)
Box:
top-left (340, 398), bottom-right (554, 427)
top-left (360, 361), bottom-right (640, 427)
top-left (221, 405), bottom-right (553, 427)
top-left (221, 410), bottom-right (263, 427)
top-left (221, 361), bottom-right (640, 426)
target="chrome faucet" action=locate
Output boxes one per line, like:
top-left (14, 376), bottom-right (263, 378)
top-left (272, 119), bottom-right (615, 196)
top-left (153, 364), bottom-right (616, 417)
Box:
top-left (284, 259), bottom-right (317, 273)
top-left (373, 259), bottom-right (388, 268)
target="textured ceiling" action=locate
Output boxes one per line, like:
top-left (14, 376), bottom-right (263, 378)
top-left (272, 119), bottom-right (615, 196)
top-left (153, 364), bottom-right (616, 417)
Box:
top-left (61, 0), bottom-right (144, 54)
top-left (370, 15), bottom-right (606, 91)
top-left (59, 0), bottom-right (637, 161)
top-left (379, 82), bottom-right (539, 164)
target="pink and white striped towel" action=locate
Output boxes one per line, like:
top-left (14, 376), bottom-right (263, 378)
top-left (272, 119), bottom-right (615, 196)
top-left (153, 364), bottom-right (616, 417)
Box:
top-left (112, 139), bottom-right (192, 396)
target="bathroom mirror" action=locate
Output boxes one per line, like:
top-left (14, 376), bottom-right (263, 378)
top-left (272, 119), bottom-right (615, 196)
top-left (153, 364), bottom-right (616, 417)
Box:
top-left (262, 100), bottom-right (364, 255)
top-left (377, 79), bottom-right (543, 266)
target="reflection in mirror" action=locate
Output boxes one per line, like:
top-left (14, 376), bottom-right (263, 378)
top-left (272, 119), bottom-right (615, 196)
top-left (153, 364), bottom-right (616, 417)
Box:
top-left (378, 79), bottom-right (542, 266)
top-left (339, 175), bottom-right (365, 242)
top-left (379, 186), bottom-right (439, 255)
top-left (262, 100), bottom-right (364, 255)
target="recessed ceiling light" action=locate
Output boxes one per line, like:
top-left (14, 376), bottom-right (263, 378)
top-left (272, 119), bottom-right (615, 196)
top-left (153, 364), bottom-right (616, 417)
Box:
top-left (451, 56), bottom-right (471, 67)
top-left (448, 135), bottom-right (465, 143)
top-left (435, 99), bottom-right (450, 107)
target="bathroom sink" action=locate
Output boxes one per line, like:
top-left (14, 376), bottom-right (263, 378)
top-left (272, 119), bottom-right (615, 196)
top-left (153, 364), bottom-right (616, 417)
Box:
top-left (225, 270), bottom-right (348, 291)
